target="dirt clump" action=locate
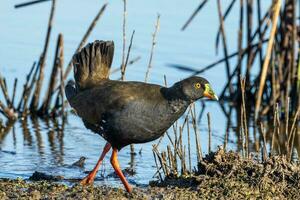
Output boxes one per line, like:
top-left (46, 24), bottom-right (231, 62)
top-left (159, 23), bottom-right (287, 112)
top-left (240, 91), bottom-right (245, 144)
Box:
top-left (152, 147), bottom-right (300, 199)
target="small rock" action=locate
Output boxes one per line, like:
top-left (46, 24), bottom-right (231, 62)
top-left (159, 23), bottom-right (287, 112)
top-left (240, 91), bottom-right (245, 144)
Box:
top-left (29, 171), bottom-right (64, 181)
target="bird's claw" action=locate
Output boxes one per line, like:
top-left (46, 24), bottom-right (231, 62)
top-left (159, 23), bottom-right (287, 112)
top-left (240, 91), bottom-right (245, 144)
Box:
top-left (80, 175), bottom-right (94, 185)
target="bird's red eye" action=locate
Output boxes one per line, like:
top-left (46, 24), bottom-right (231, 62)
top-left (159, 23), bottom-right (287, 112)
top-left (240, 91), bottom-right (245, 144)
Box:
top-left (194, 83), bottom-right (201, 89)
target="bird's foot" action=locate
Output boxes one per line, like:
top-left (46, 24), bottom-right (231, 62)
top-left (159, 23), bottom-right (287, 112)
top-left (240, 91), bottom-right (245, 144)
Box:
top-left (80, 173), bottom-right (96, 185)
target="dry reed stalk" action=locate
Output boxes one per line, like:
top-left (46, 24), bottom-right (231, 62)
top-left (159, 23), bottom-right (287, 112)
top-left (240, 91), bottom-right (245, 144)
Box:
top-left (224, 107), bottom-right (232, 150)
top-left (22, 64), bottom-right (40, 114)
top-left (179, 126), bottom-right (184, 172)
top-left (40, 34), bottom-right (63, 114)
top-left (256, 0), bottom-right (264, 69)
top-left (187, 115), bottom-right (192, 172)
top-left (287, 107), bottom-right (300, 155)
top-left (121, 0), bottom-right (127, 78)
top-left (271, 103), bottom-right (279, 155)
top-left (0, 101), bottom-right (16, 120)
top-left (216, 0), bottom-right (233, 95)
top-left (110, 56), bottom-right (141, 75)
top-left (11, 78), bottom-right (17, 108)
top-left (260, 122), bottom-right (267, 161)
top-left (152, 150), bottom-right (163, 181)
top-left (285, 97), bottom-right (290, 139)
top-left (121, 30), bottom-right (135, 81)
top-left (161, 152), bottom-right (169, 176)
top-left (191, 103), bottom-right (202, 161)
top-left (215, 0), bottom-right (237, 52)
top-left (145, 14), bottom-right (160, 83)
top-left (181, 0), bottom-right (208, 31)
top-left (0, 77), bottom-right (12, 107)
top-left (207, 112), bottom-right (212, 153)
top-left (166, 145), bottom-right (172, 171)
top-left (153, 146), bottom-right (167, 176)
top-left (288, 128), bottom-right (296, 162)
top-left (17, 62), bottom-right (36, 111)
top-left (30, 0), bottom-right (56, 111)
top-left (245, 0), bottom-right (253, 84)
top-left (255, 0), bottom-right (281, 120)
top-left (240, 77), bottom-right (248, 157)
top-left (236, 0), bottom-right (244, 93)
top-left (57, 34), bottom-right (65, 115)
top-left (240, 105), bottom-right (245, 157)
top-left (187, 39), bottom-right (269, 76)
top-left (64, 4), bottom-right (107, 79)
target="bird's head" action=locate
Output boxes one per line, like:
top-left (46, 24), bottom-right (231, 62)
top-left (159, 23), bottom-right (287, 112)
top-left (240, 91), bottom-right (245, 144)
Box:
top-left (171, 76), bottom-right (218, 102)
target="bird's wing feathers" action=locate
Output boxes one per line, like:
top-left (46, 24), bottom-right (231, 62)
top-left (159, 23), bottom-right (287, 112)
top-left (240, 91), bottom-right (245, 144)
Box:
top-left (72, 41), bottom-right (114, 90)
top-left (68, 81), bottom-right (163, 126)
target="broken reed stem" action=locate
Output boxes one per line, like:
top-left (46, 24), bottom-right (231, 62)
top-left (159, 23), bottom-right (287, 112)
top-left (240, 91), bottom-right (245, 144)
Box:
top-left (145, 14), bottom-right (160, 83)
top-left (22, 63), bottom-right (40, 114)
top-left (255, 0), bottom-right (281, 120)
top-left (207, 112), bottom-right (212, 154)
top-left (0, 77), bottom-right (12, 107)
top-left (57, 34), bottom-right (65, 116)
top-left (30, 0), bottom-right (56, 111)
top-left (121, 0), bottom-right (127, 78)
top-left (271, 103), bottom-right (279, 155)
top-left (64, 3), bottom-right (107, 79)
top-left (121, 30), bottom-right (135, 81)
top-left (0, 101), bottom-right (16, 120)
top-left (11, 78), bottom-right (17, 108)
top-left (287, 107), bottom-right (300, 160)
top-left (260, 123), bottom-right (267, 162)
top-left (14, 0), bottom-right (51, 9)
top-left (285, 97), bottom-right (290, 140)
top-left (191, 103), bottom-right (202, 161)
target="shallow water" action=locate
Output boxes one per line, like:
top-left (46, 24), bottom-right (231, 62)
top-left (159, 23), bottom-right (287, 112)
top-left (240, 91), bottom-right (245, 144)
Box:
top-left (0, 0), bottom-right (283, 187)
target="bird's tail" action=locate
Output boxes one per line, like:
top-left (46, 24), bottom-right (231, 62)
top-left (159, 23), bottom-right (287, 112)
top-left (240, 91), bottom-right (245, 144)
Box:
top-left (72, 40), bottom-right (114, 90)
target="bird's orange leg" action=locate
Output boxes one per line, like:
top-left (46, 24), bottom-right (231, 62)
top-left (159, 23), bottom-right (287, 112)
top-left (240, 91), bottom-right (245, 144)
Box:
top-left (110, 148), bottom-right (132, 193)
top-left (80, 142), bottom-right (111, 185)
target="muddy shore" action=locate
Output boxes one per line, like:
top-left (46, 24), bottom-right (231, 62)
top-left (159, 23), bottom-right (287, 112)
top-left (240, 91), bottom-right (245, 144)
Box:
top-left (1, 149), bottom-right (300, 199)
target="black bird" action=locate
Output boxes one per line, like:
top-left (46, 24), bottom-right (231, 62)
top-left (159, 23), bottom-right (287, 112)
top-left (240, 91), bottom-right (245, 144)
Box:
top-left (65, 40), bottom-right (218, 193)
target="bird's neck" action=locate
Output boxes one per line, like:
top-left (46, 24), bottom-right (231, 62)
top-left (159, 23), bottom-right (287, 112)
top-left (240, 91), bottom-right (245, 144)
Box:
top-left (161, 86), bottom-right (191, 113)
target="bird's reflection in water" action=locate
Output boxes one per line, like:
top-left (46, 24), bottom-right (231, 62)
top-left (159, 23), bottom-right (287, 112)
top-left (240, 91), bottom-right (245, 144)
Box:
top-left (8, 116), bottom-right (67, 165)
top-left (29, 116), bottom-right (44, 156)
top-left (0, 120), bottom-right (15, 145)
top-left (21, 118), bottom-right (33, 147)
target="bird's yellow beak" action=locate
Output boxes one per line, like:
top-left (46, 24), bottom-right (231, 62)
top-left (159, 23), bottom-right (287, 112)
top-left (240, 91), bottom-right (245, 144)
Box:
top-left (203, 84), bottom-right (218, 101)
